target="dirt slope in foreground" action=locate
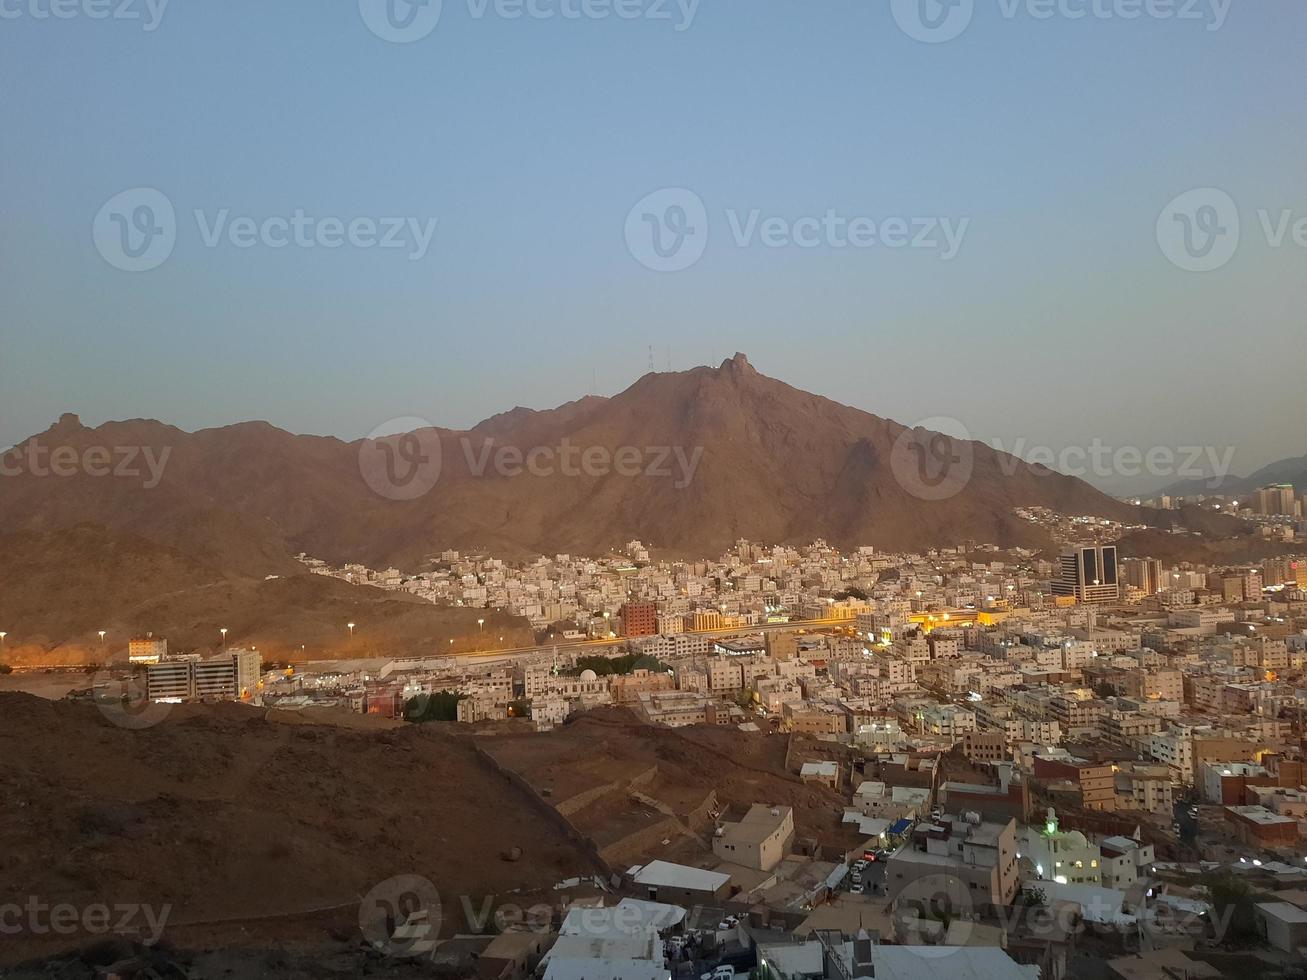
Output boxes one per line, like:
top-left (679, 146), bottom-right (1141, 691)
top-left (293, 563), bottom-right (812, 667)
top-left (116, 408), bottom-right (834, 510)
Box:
top-left (0, 694), bottom-right (597, 966)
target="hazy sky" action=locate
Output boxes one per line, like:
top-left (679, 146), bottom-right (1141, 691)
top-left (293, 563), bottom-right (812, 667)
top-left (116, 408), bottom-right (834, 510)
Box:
top-left (1, 0), bottom-right (1303, 496)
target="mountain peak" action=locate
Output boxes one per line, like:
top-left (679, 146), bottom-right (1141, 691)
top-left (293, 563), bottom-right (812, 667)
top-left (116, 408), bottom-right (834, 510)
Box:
top-left (49, 412), bottom-right (84, 434)
top-left (719, 352), bottom-right (755, 375)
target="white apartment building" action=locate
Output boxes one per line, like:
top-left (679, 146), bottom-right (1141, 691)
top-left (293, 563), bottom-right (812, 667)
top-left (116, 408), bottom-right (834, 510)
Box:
top-left (707, 658), bottom-right (745, 693)
top-left (1099, 835), bottom-right (1155, 890)
top-left (921, 704), bottom-right (977, 738)
top-left (1144, 731), bottom-right (1193, 782)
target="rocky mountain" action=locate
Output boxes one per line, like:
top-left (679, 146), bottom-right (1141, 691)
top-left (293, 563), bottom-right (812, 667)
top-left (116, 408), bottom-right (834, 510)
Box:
top-left (1161, 452), bottom-right (1307, 498)
top-left (1, 354), bottom-right (1148, 576)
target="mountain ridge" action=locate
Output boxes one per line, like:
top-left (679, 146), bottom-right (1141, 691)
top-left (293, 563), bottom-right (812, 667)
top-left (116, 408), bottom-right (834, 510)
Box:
top-left (1160, 451), bottom-right (1307, 498)
top-left (2, 353), bottom-right (1165, 572)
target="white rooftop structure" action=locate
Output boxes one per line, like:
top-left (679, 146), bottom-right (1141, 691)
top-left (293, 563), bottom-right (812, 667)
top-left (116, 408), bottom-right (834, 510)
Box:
top-left (559, 899), bottom-right (686, 939)
top-left (542, 956), bottom-right (670, 980)
top-left (870, 947), bottom-right (1040, 980)
top-left (841, 811), bottom-right (892, 837)
top-left (629, 860), bottom-right (730, 894)
top-left (801, 761), bottom-right (839, 778)
top-left (756, 942), bottom-right (1039, 980)
top-left (1257, 901), bottom-right (1307, 924)
top-left (1028, 878), bottom-right (1134, 926)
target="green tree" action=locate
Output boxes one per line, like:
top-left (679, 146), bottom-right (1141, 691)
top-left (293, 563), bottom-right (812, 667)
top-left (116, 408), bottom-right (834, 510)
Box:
top-left (1202, 871), bottom-right (1260, 946)
top-left (568, 653), bottom-right (668, 677)
top-left (405, 690), bottom-right (467, 723)
top-left (1021, 886), bottom-right (1048, 907)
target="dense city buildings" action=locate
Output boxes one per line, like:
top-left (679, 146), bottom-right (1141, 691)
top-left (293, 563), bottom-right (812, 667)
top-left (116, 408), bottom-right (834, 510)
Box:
top-left (61, 516), bottom-right (1307, 977)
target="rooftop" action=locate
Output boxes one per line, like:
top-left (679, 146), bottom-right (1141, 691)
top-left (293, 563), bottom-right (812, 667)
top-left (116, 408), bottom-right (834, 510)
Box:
top-left (1256, 901), bottom-right (1307, 924)
top-left (1226, 805), bottom-right (1296, 826)
top-left (629, 860), bottom-right (730, 893)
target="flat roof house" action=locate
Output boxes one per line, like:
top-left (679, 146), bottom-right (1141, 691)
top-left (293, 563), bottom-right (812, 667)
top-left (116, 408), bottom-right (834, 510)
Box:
top-left (629, 860), bottom-right (731, 905)
top-left (713, 804), bottom-right (795, 873)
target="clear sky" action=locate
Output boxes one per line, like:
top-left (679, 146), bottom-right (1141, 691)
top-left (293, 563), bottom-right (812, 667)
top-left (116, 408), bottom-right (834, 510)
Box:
top-left (1, 0), bottom-right (1303, 495)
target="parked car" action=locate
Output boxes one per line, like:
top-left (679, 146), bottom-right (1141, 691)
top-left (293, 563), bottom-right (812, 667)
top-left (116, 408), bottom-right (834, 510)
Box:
top-left (701, 967), bottom-right (735, 980)
top-left (849, 881), bottom-right (864, 894)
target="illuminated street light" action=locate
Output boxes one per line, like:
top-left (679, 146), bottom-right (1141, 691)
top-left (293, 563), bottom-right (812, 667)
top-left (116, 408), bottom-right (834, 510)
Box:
top-left (98, 630), bottom-right (106, 645)
top-left (347, 622), bottom-right (356, 638)
top-left (220, 627), bottom-right (228, 648)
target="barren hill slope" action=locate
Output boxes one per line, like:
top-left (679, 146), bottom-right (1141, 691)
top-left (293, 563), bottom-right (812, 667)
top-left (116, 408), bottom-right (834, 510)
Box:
top-left (1, 355), bottom-right (1143, 573)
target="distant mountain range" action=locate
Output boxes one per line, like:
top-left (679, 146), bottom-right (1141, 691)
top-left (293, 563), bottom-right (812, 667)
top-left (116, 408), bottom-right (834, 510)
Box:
top-left (1160, 453), bottom-right (1307, 498)
top-left (0, 353), bottom-right (1251, 657)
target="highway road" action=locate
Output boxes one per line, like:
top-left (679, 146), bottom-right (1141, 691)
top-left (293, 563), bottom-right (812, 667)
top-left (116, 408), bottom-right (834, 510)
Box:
top-left (290, 616), bottom-right (859, 674)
